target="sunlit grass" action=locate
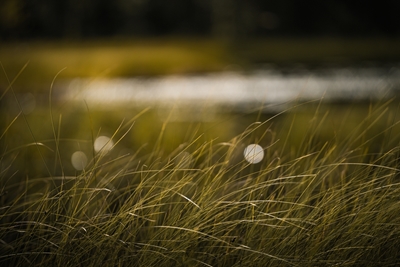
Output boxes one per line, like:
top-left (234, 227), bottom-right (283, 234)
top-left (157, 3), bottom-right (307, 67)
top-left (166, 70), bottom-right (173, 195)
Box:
top-left (1, 74), bottom-right (400, 266)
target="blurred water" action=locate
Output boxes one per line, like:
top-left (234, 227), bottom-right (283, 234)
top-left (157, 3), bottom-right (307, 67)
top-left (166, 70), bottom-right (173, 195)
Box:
top-left (58, 65), bottom-right (400, 112)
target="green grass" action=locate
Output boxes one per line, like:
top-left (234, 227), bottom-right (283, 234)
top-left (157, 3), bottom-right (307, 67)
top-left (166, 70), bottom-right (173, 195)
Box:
top-left (2, 71), bottom-right (400, 267)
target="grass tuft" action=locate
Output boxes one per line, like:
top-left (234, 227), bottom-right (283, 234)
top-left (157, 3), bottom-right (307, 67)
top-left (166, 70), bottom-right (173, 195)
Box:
top-left (1, 71), bottom-right (400, 266)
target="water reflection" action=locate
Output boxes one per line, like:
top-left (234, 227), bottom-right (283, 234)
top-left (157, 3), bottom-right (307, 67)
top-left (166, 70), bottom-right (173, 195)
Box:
top-left (60, 65), bottom-right (400, 114)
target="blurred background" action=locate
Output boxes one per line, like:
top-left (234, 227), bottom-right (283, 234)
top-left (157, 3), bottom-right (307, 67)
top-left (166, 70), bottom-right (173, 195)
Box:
top-left (1, 0), bottom-right (400, 100)
top-left (1, 0), bottom-right (400, 83)
top-left (1, 0), bottom-right (400, 175)
top-left (1, 0), bottom-right (400, 39)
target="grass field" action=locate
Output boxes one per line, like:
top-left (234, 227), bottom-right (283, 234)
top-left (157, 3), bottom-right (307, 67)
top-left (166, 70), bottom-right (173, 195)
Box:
top-left (1, 38), bottom-right (400, 266)
top-left (2, 83), bottom-right (400, 265)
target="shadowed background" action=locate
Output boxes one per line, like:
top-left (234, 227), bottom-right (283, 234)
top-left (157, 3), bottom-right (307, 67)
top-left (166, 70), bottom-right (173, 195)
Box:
top-left (1, 0), bottom-right (400, 39)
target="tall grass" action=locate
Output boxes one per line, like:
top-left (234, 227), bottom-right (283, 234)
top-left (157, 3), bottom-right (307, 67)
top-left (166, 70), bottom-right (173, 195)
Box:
top-left (1, 79), bottom-right (400, 266)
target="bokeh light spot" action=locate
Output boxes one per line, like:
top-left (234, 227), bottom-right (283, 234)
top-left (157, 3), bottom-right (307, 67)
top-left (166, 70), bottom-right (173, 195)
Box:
top-left (243, 144), bottom-right (264, 164)
top-left (71, 151), bottom-right (88, 171)
top-left (94, 136), bottom-right (114, 153)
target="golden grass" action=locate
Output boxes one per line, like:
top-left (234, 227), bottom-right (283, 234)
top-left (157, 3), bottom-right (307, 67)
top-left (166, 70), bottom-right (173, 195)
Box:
top-left (2, 84), bottom-right (400, 265)
top-left (2, 57), bottom-right (400, 265)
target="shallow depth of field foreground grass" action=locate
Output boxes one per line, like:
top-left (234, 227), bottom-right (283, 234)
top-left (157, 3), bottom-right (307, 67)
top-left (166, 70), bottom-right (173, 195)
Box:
top-left (1, 88), bottom-right (400, 266)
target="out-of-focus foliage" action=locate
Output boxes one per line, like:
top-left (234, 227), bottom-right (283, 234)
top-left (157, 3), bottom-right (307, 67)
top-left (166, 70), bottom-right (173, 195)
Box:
top-left (1, 0), bottom-right (399, 40)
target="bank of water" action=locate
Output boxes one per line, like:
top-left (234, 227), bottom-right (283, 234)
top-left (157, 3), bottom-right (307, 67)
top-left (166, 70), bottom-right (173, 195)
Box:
top-left (7, 64), bottom-right (400, 118)
top-left (59, 65), bottom-right (400, 112)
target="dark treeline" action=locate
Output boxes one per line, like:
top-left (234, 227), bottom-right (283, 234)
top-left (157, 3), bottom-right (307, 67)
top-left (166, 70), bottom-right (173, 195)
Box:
top-left (1, 0), bottom-right (400, 40)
